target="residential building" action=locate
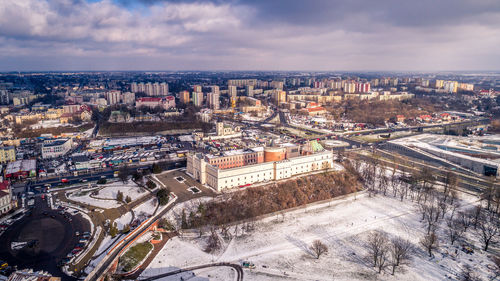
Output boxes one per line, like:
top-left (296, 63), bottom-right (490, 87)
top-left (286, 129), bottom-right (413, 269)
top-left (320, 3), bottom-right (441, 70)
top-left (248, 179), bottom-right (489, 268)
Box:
top-left (207, 90), bottom-right (220, 110)
top-left (122, 92), bottom-right (136, 105)
top-left (0, 146), bottom-right (16, 163)
top-left (228, 85), bottom-right (237, 98)
top-left (136, 96), bottom-right (175, 110)
top-left (192, 92), bottom-right (204, 107)
top-left (443, 81), bottom-right (459, 93)
top-left (356, 82), bottom-right (371, 93)
top-left (0, 89), bottom-right (10, 105)
top-left (270, 80), bottom-right (284, 90)
top-left (271, 90), bottom-right (287, 105)
top-left (193, 85), bottom-right (202, 93)
top-left (106, 90), bottom-right (121, 105)
top-left (343, 81), bottom-right (356, 93)
top-left (0, 181), bottom-right (11, 215)
top-left (228, 79), bottom-right (257, 87)
top-left (245, 85), bottom-right (254, 97)
top-left (179, 91), bottom-right (190, 104)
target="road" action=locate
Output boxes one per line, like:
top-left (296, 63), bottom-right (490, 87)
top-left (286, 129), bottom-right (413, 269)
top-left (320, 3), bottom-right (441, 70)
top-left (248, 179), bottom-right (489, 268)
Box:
top-left (86, 168), bottom-right (214, 281)
top-left (0, 197), bottom-right (90, 281)
top-left (24, 160), bottom-right (185, 192)
top-left (355, 149), bottom-right (497, 195)
top-left (139, 262), bottom-right (244, 281)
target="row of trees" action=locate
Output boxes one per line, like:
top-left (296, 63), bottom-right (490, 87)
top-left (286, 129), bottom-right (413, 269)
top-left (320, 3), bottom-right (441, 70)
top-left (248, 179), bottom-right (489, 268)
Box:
top-left (349, 153), bottom-right (500, 277)
top-left (186, 171), bottom-right (360, 229)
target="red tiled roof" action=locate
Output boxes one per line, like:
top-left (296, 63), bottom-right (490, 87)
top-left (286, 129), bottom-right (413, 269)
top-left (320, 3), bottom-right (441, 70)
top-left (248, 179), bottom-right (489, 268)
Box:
top-left (137, 97), bottom-right (162, 102)
top-left (0, 180), bottom-right (10, 191)
top-left (307, 107), bottom-right (326, 112)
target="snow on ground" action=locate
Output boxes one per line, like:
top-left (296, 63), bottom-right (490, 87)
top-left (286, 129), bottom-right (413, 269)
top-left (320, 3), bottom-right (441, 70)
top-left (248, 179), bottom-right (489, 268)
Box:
top-left (140, 237), bottom-right (234, 281)
top-left (163, 197), bottom-right (212, 228)
top-left (115, 211), bottom-right (133, 230)
top-left (143, 192), bottom-right (497, 281)
top-left (68, 190), bottom-right (121, 209)
top-left (133, 198), bottom-right (158, 221)
top-left (95, 181), bottom-right (147, 201)
top-left (84, 235), bottom-right (117, 274)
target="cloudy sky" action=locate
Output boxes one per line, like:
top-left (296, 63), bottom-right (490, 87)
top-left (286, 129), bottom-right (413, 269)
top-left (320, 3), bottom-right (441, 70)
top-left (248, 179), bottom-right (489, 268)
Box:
top-left (1, 0), bottom-right (500, 71)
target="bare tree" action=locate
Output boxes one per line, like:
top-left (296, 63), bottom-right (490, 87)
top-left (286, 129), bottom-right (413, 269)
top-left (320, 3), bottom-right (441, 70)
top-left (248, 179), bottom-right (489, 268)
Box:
top-left (446, 217), bottom-right (464, 246)
top-left (478, 211), bottom-right (499, 251)
top-left (458, 211), bottom-right (473, 233)
top-left (438, 196), bottom-right (448, 219)
top-left (482, 177), bottom-right (496, 211)
top-left (367, 231), bottom-right (389, 271)
top-left (389, 237), bottom-right (413, 275)
top-left (443, 170), bottom-right (458, 202)
top-left (378, 173), bottom-right (389, 196)
top-left (205, 227), bottom-right (221, 253)
top-left (471, 205), bottom-right (482, 230)
top-left (491, 256), bottom-right (500, 280)
top-left (310, 239), bottom-right (329, 259)
top-left (376, 245), bottom-right (389, 273)
top-left (422, 202), bottom-right (441, 234)
top-left (420, 232), bottom-right (439, 257)
top-left (390, 165), bottom-right (400, 198)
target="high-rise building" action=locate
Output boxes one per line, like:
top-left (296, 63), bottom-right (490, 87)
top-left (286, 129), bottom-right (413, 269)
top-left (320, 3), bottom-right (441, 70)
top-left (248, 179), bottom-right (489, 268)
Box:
top-left (270, 80), bottom-right (284, 90)
top-left (343, 82), bottom-right (356, 93)
top-left (434, 80), bottom-right (444, 88)
top-left (245, 85), bottom-right (254, 97)
top-left (356, 82), bottom-right (371, 93)
top-left (179, 91), bottom-right (190, 104)
top-left (228, 86), bottom-right (237, 98)
top-left (228, 79), bottom-right (257, 87)
top-left (272, 90), bottom-right (287, 105)
top-left (193, 85), bottom-right (202, 93)
top-left (160, 82), bottom-right (169, 95)
top-left (145, 83), bottom-right (153, 96)
top-left (443, 81), bottom-right (458, 93)
top-left (0, 90), bottom-right (10, 105)
top-left (131, 82), bottom-right (139, 93)
top-left (207, 91), bottom-right (220, 110)
top-left (106, 90), bottom-right (121, 105)
top-left (192, 91), bottom-right (204, 107)
top-left (122, 92), bottom-right (136, 105)
top-left (458, 83), bottom-right (474, 91)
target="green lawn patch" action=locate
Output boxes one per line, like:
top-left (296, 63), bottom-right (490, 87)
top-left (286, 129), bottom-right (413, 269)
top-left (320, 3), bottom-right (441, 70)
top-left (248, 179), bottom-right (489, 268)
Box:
top-left (118, 241), bottom-right (153, 272)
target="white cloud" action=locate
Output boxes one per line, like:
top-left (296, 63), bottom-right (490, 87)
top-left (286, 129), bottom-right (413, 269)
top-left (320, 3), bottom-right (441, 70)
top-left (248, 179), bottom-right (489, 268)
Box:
top-left (0, 0), bottom-right (499, 70)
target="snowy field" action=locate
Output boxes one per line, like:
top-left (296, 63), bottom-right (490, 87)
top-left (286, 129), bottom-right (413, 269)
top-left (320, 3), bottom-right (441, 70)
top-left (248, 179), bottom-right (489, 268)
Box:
top-left (162, 197), bottom-right (213, 229)
top-left (67, 181), bottom-right (147, 209)
top-left (141, 192), bottom-right (498, 281)
top-left (94, 181), bottom-right (147, 201)
top-left (115, 211), bottom-right (133, 230)
top-left (133, 198), bottom-right (158, 220)
top-left (68, 190), bottom-right (121, 209)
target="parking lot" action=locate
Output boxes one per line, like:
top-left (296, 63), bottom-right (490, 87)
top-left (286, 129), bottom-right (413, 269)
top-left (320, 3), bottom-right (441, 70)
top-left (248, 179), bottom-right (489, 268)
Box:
top-left (154, 169), bottom-right (215, 202)
top-left (0, 197), bottom-right (90, 280)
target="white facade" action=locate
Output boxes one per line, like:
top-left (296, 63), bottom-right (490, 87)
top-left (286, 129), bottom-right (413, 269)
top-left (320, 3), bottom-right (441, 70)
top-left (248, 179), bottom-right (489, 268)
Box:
top-left (42, 138), bottom-right (73, 159)
top-left (0, 192), bottom-right (11, 214)
top-left (188, 150), bottom-right (334, 192)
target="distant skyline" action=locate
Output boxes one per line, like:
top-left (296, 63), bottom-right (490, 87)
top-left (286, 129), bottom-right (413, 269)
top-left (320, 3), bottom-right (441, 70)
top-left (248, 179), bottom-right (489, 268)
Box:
top-left (1, 0), bottom-right (500, 71)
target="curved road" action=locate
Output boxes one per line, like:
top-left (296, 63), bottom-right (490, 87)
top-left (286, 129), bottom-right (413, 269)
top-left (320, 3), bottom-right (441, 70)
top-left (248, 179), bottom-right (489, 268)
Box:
top-left (139, 262), bottom-right (244, 281)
